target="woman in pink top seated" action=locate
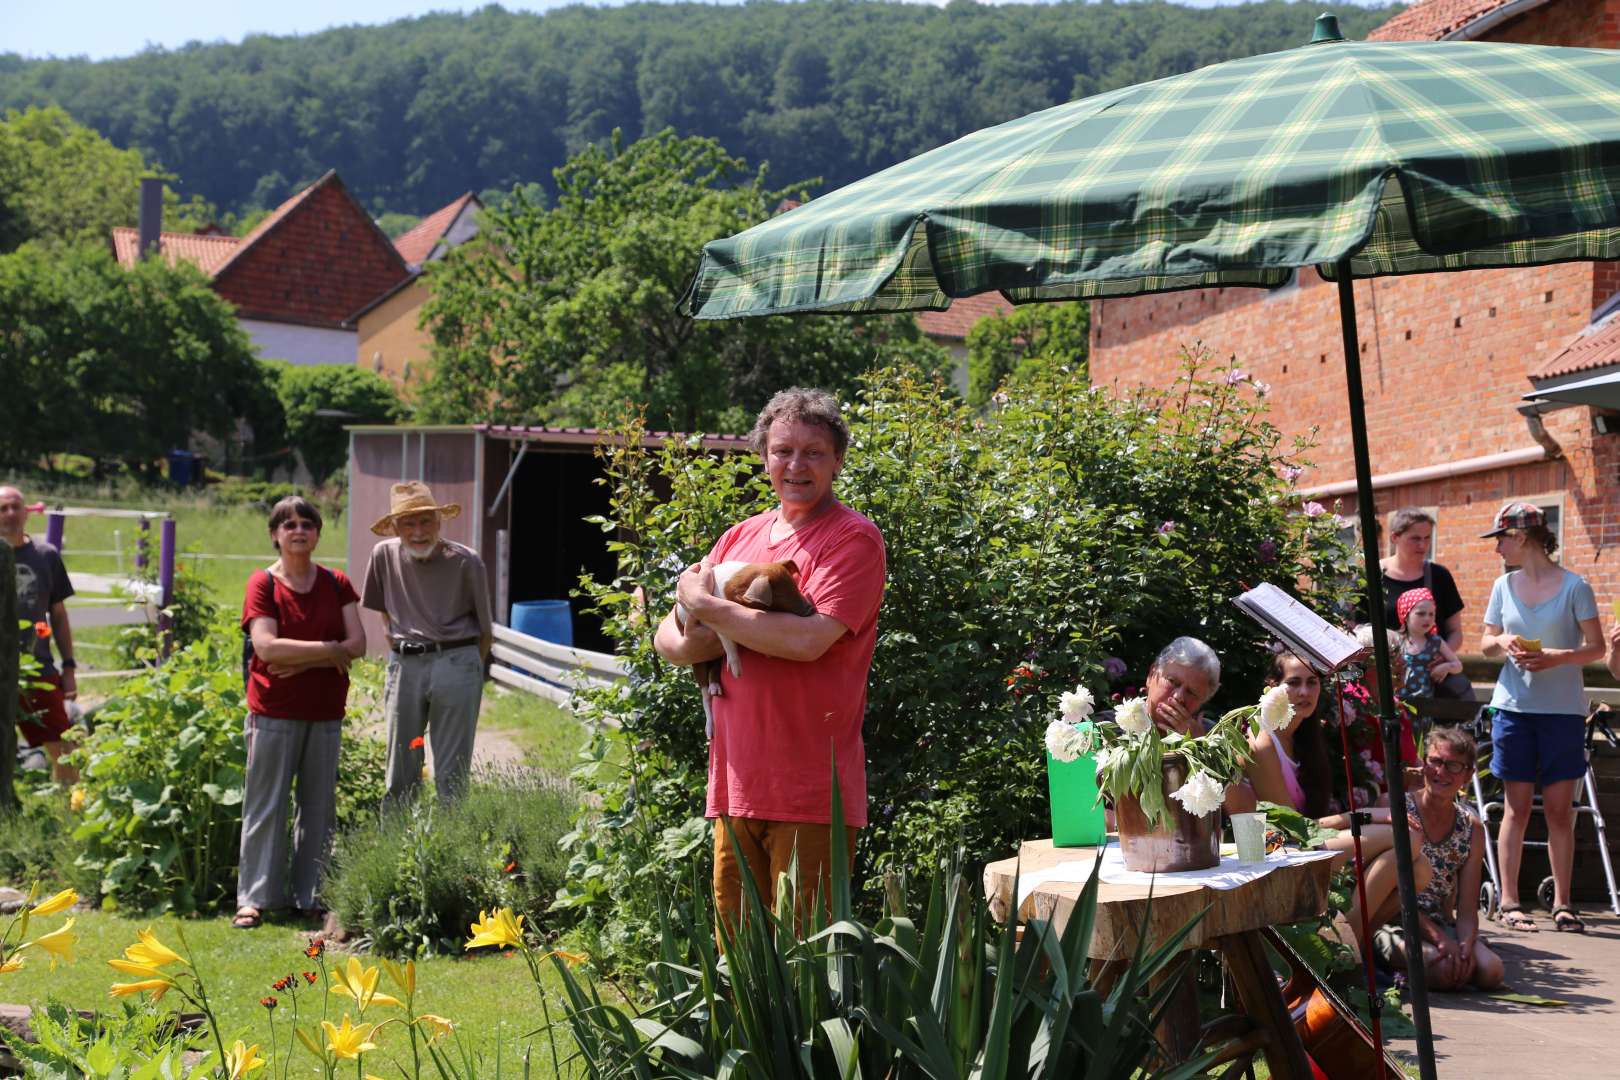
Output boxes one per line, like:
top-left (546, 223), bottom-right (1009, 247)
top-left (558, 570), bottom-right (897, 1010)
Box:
top-left (1245, 650), bottom-right (1335, 817)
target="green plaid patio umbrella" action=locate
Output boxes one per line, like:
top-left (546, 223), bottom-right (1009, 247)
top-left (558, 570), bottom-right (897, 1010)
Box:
top-left (680, 16), bottom-right (1620, 1079)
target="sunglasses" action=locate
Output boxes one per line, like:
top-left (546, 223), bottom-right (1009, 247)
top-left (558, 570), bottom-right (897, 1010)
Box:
top-left (279, 519), bottom-right (318, 532)
top-left (1423, 756), bottom-right (1469, 777)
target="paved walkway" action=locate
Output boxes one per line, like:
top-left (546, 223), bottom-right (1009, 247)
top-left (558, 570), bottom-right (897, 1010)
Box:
top-left (1386, 910), bottom-right (1620, 1077)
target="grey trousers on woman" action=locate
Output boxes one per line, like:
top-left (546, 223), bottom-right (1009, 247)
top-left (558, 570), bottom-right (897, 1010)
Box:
top-left (237, 714), bottom-right (341, 912)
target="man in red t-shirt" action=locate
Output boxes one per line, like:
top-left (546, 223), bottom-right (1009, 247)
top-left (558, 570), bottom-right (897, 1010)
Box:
top-left (654, 388), bottom-right (885, 929)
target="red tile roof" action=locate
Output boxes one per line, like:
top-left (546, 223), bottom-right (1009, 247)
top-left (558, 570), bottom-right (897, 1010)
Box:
top-left (915, 292), bottom-right (1016, 341)
top-left (210, 171), bottom-right (411, 327)
top-left (394, 193), bottom-right (477, 267)
top-left (1532, 307), bottom-right (1620, 381)
top-left (111, 171), bottom-right (412, 329)
top-left (110, 228), bottom-right (241, 274)
top-left (1368, 0), bottom-right (1546, 41)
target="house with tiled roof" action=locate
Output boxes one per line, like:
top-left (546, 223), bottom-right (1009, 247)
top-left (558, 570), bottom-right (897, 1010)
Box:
top-left (354, 193), bottom-right (484, 390)
top-left (113, 170), bottom-right (412, 366)
top-left (1086, 0), bottom-right (1620, 631)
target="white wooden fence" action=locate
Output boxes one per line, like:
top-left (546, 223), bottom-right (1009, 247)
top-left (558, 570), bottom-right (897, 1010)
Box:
top-left (488, 623), bottom-right (628, 707)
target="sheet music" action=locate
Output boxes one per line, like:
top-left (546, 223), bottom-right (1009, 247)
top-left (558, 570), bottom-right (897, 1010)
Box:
top-left (1235, 582), bottom-right (1363, 672)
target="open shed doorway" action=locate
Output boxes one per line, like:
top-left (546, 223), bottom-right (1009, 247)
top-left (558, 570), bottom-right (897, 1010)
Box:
top-left (505, 444), bottom-right (616, 653)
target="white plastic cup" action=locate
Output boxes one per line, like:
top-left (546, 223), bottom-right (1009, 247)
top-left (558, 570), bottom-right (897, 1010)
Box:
top-left (1231, 812), bottom-right (1268, 863)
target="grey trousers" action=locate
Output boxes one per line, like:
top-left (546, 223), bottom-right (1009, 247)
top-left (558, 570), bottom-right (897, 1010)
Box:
top-left (383, 645), bottom-right (484, 807)
top-left (237, 714), bottom-right (341, 911)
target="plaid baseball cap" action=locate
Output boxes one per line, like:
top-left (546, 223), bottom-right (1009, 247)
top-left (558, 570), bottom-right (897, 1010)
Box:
top-left (1480, 501), bottom-right (1546, 538)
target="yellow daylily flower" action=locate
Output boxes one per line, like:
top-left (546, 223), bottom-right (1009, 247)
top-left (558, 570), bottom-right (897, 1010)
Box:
top-left (28, 888), bottom-right (78, 917)
top-left (0, 956), bottom-right (23, 974)
top-left (465, 907), bottom-right (525, 951)
top-left (224, 1040), bottom-right (267, 1079)
top-left (69, 787), bottom-right (85, 812)
top-left (123, 928), bottom-right (184, 968)
top-left (381, 957), bottom-right (415, 996)
top-left (415, 1013), bottom-right (453, 1041)
top-left (548, 948), bottom-right (588, 967)
top-left (110, 978), bottom-right (172, 1001)
top-left (107, 957), bottom-right (169, 978)
top-left (328, 956), bottom-right (401, 1012)
top-left (32, 919), bottom-right (76, 969)
top-left (322, 1016), bottom-right (378, 1060)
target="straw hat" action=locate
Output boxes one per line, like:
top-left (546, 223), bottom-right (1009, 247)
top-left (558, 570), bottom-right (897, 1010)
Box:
top-left (370, 481), bottom-right (462, 537)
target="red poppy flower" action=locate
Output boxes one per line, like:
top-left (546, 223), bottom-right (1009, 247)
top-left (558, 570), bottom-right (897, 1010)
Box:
top-left (33, 621), bottom-right (49, 640)
top-left (410, 736), bottom-right (426, 750)
top-left (260, 996), bottom-right (277, 1010)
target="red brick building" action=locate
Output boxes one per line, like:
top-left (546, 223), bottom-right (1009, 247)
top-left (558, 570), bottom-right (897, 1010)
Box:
top-left (1087, 0), bottom-right (1620, 640)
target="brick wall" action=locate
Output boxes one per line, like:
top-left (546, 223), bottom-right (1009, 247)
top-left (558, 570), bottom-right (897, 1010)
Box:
top-left (1087, 0), bottom-right (1620, 629)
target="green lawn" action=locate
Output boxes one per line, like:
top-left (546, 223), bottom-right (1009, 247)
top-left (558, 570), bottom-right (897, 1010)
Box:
top-left (480, 687), bottom-right (590, 775)
top-left (6, 908), bottom-right (585, 1077)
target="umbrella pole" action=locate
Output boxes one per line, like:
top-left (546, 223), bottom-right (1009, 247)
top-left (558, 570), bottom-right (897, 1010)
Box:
top-left (1334, 259), bottom-right (1439, 1080)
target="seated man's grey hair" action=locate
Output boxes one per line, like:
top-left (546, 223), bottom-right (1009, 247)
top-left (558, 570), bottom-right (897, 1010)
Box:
top-left (1152, 636), bottom-right (1221, 693)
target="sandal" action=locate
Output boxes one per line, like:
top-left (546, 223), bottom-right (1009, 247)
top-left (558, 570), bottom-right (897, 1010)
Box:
top-left (1496, 905), bottom-right (1538, 932)
top-left (232, 906), bottom-right (262, 930)
top-left (1552, 906), bottom-right (1586, 934)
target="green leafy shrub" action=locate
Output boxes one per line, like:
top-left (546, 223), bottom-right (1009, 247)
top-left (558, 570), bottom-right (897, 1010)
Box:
top-left (565, 350), bottom-right (1359, 967)
top-left (324, 767), bottom-right (581, 957)
top-left (0, 790), bottom-right (96, 892)
top-left (74, 622), bottom-right (396, 913)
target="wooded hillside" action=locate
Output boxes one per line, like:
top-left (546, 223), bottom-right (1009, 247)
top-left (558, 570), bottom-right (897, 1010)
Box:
top-left (0, 1), bottom-right (1400, 216)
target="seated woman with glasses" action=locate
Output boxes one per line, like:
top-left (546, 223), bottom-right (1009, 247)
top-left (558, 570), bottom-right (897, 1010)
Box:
top-left (1365, 726), bottom-right (1504, 990)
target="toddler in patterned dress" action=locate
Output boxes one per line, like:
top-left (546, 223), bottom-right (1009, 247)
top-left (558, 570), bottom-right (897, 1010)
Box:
top-left (1397, 587), bottom-right (1464, 700)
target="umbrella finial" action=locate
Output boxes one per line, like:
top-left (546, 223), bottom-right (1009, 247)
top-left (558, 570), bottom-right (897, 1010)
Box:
top-left (1309, 12), bottom-right (1346, 44)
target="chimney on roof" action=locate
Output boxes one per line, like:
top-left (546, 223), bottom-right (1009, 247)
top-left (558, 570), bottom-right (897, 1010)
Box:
top-left (137, 177), bottom-right (163, 260)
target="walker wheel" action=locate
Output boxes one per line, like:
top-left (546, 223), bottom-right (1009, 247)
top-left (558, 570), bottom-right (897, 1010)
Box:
top-left (1479, 881), bottom-right (1499, 918)
top-left (1538, 876), bottom-right (1557, 911)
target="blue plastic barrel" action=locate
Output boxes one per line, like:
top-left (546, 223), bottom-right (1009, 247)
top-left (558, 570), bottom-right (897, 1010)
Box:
top-left (511, 600), bottom-right (573, 647)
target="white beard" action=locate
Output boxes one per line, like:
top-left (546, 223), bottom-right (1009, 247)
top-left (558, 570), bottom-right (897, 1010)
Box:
top-left (404, 540), bottom-right (438, 562)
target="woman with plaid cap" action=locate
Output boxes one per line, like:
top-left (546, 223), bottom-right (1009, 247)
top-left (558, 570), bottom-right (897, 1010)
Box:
top-left (1480, 501), bottom-right (1604, 933)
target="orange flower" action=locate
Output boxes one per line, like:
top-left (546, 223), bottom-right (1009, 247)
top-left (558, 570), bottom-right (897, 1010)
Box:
top-left (33, 621), bottom-right (50, 640)
top-left (409, 736), bottom-right (425, 750)
top-left (261, 996), bottom-right (277, 1009)
top-left (306, 939), bottom-right (325, 959)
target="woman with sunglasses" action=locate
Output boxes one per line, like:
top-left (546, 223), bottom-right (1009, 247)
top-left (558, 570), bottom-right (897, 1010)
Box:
top-left (234, 496), bottom-right (365, 930)
top-left (1372, 726), bottom-right (1504, 991)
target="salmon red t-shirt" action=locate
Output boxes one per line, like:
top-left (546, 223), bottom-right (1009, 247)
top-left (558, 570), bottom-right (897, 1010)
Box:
top-left (241, 567), bottom-right (359, 722)
top-left (705, 502), bottom-right (885, 828)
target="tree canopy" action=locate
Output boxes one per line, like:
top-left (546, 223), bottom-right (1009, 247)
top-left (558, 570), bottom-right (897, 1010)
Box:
top-left (0, 105), bottom-right (214, 252)
top-left (0, 2), bottom-right (1401, 218)
top-left (418, 130), bottom-right (946, 431)
top-left (0, 243), bottom-right (273, 471)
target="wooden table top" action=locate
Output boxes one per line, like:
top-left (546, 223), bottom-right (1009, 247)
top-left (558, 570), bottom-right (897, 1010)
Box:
top-left (982, 838), bottom-right (1335, 960)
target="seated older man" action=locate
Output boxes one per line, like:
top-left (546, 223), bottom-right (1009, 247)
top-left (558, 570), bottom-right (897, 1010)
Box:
top-left (1142, 636), bottom-right (1222, 736)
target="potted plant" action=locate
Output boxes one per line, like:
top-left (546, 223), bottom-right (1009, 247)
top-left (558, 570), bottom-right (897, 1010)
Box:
top-left (1046, 682), bottom-right (1293, 871)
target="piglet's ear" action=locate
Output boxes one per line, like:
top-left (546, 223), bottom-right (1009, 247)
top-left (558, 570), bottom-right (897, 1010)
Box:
top-left (743, 575), bottom-right (773, 608)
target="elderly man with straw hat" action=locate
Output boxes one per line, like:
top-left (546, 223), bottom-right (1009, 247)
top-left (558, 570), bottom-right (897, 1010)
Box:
top-left (361, 481), bottom-right (493, 806)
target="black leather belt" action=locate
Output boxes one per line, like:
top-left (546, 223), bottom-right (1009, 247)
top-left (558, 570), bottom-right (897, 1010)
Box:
top-left (391, 637), bottom-right (480, 656)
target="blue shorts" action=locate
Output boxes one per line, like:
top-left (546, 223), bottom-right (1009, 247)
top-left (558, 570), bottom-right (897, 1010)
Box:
top-left (1489, 709), bottom-right (1587, 784)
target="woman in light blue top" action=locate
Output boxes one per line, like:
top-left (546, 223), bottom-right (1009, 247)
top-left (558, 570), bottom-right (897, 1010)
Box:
top-left (1480, 502), bottom-right (1604, 934)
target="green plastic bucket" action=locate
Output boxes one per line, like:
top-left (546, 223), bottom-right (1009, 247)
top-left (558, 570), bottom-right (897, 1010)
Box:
top-left (1047, 737), bottom-right (1107, 847)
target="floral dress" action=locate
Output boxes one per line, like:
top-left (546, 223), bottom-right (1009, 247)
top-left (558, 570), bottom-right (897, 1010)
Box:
top-left (1401, 632), bottom-right (1443, 699)
top-left (1406, 791), bottom-right (1474, 919)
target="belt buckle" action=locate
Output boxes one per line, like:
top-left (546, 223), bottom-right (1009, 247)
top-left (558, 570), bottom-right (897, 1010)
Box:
top-left (398, 640), bottom-right (427, 656)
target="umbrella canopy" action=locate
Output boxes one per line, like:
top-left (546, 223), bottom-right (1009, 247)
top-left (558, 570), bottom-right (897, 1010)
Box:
top-left (681, 35), bottom-right (1620, 318)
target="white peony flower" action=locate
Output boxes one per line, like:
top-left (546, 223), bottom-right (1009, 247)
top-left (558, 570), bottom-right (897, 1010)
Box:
top-left (1060, 685), bottom-right (1095, 724)
top-left (1169, 771), bottom-right (1225, 818)
top-left (1045, 721), bottom-right (1082, 762)
top-left (1257, 685), bottom-right (1293, 732)
top-left (1093, 746), bottom-right (1120, 778)
top-left (1115, 696), bottom-right (1152, 735)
